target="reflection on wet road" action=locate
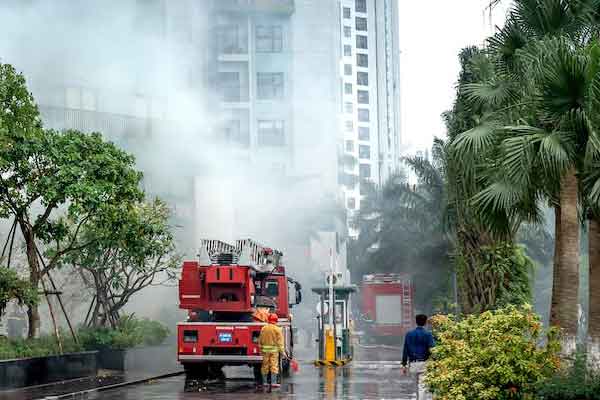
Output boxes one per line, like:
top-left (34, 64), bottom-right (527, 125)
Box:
top-left (88, 347), bottom-right (416, 400)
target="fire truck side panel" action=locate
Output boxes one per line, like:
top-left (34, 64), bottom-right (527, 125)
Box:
top-left (179, 263), bottom-right (255, 313)
top-left (361, 276), bottom-right (414, 339)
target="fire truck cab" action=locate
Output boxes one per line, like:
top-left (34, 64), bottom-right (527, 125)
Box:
top-left (177, 239), bottom-right (301, 384)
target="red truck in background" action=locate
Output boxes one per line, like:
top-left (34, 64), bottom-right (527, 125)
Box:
top-left (177, 239), bottom-right (302, 387)
top-left (358, 273), bottom-right (414, 344)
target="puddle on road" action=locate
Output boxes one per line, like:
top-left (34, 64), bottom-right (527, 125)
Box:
top-left (91, 347), bottom-right (417, 400)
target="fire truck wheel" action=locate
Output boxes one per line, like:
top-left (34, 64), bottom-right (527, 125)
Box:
top-left (253, 365), bottom-right (263, 384)
top-left (184, 364), bottom-right (208, 391)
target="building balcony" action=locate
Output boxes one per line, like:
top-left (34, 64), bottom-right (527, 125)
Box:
top-left (218, 52), bottom-right (250, 62)
top-left (215, 0), bottom-right (295, 16)
top-left (220, 101), bottom-right (251, 109)
top-left (39, 105), bottom-right (159, 139)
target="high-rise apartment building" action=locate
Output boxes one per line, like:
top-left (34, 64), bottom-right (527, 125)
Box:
top-left (206, 0), bottom-right (401, 230)
top-left (339, 0), bottom-right (401, 221)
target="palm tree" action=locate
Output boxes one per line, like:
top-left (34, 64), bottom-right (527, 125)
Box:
top-left (455, 1), bottom-right (600, 341)
top-left (350, 143), bottom-right (453, 313)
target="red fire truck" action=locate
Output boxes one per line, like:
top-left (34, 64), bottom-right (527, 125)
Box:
top-left (177, 239), bottom-right (302, 386)
top-left (358, 273), bottom-right (414, 343)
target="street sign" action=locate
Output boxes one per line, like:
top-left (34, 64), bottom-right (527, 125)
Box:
top-left (326, 273), bottom-right (340, 285)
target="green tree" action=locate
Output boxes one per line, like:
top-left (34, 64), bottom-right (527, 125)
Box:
top-left (450, 1), bottom-right (600, 342)
top-left (67, 199), bottom-right (180, 328)
top-left (0, 267), bottom-right (38, 317)
top-left (350, 143), bottom-right (453, 313)
top-left (442, 44), bottom-right (538, 313)
top-left (0, 63), bottom-right (143, 337)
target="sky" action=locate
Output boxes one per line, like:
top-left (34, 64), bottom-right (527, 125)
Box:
top-left (398, 0), bottom-right (511, 154)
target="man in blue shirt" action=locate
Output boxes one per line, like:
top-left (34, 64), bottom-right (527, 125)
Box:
top-left (402, 314), bottom-right (435, 366)
top-left (402, 314), bottom-right (435, 399)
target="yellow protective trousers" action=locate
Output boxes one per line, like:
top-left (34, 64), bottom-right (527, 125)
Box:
top-left (261, 352), bottom-right (279, 375)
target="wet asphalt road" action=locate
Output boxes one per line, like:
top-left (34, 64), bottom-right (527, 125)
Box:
top-left (85, 346), bottom-right (416, 400)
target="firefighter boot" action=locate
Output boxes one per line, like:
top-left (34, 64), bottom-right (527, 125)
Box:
top-left (271, 374), bottom-right (281, 389)
top-left (267, 373), bottom-right (272, 392)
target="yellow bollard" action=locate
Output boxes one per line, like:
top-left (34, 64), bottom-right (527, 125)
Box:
top-left (325, 328), bottom-right (335, 361)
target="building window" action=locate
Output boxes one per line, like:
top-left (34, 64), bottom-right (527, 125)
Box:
top-left (344, 45), bottom-right (352, 57)
top-left (356, 0), bottom-right (367, 13)
top-left (256, 25), bottom-right (283, 52)
top-left (344, 26), bottom-right (351, 38)
top-left (81, 89), bottom-right (96, 111)
top-left (218, 72), bottom-right (240, 102)
top-left (357, 53), bottom-right (368, 67)
top-left (356, 35), bottom-right (368, 49)
top-left (356, 16), bottom-right (367, 31)
top-left (347, 197), bottom-right (356, 210)
top-left (359, 182), bottom-right (368, 195)
top-left (344, 83), bottom-right (353, 94)
top-left (343, 7), bottom-right (351, 18)
top-left (358, 108), bottom-right (369, 122)
top-left (217, 25), bottom-right (246, 54)
top-left (345, 140), bottom-right (354, 152)
top-left (359, 163), bottom-right (371, 178)
top-left (357, 90), bottom-right (369, 104)
top-left (344, 102), bottom-right (353, 113)
top-left (359, 144), bottom-right (370, 159)
top-left (258, 120), bottom-right (285, 146)
top-left (344, 64), bottom-right (352, 75)
top-left (257, 72), bottom-right (284, 100)
top-left (345, 120), bottom-right (354, 132)
top-left (224, 119), bottom-right (249, 147)
top-left (358, 126), bottom-right (370, 140)
top-left (357, 71), bottom-right (369, 85)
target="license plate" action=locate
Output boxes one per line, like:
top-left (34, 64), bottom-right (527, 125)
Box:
top-left (218, 332), bottom-right (233, 343)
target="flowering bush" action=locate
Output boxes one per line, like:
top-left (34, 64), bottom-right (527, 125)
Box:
top-left (425, 305), bottom-right (560, 400)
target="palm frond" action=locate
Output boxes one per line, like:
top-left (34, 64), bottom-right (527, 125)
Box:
top-left (452, 122), bottom-right (499, 157)
top-left (463, 80), bottom-right (518, 109)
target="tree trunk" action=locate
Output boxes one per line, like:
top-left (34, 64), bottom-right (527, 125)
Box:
top-left (589, 217), bottom-right (600, 341)
top-left (550, 169), bottom-right (580, 343)
top-left (17, 220), bottom-right (42, 339)
top-left (550, 206), bottom-right (561, 326)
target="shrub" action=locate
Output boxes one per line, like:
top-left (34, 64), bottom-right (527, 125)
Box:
top-left (425, 305), bottom-right (561, 400)
top-left (536, 351), bottom-right (600, 400)
top-left (78, 316), bottom-right (170, 350)
top-left (0, 316), bottom-right (169, 360)
top-left (0, 334), bottom-right (82, 360)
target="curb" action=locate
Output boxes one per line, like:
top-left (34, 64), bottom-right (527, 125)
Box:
top-left (39, 371), bottom-right (184, 400)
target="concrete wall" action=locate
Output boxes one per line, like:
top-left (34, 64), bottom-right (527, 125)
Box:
top-left (0, 351), bottom-right (98, 390)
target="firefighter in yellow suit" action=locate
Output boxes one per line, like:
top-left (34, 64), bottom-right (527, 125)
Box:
top-left (259, 313), bottom-right (285, 391)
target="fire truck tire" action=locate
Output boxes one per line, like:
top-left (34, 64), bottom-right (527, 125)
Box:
top-left (184, 364), bottom-right (225, 383)
top-left (253, 365), bottom-right (262, 384)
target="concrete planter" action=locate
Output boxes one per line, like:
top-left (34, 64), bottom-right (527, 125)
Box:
top-left (0, 351), bottom-right (98, 390)
top-left (97, 348), bottom-right (126, 371)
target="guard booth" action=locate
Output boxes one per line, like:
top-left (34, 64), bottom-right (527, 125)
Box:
top-left (312, 285), bottom-right (356, 366)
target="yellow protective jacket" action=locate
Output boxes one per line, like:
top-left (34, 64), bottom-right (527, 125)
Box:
top-left (258, 323), bottom-right (284, 354)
